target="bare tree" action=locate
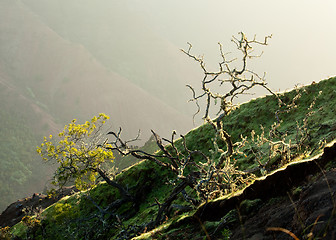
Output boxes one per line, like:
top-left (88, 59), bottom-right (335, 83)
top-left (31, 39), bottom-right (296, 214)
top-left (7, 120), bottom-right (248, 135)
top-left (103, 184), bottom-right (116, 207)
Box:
top-left (32, 33), bottom-right (322, 239)
top-left (102, 33), bottom-right (280, 230)
top-left (181, 32), bottom-right (279, 170)
top-left (182, 32), bottom-right (275, 121)
top-left (101, 33), bottom-right (319, 233)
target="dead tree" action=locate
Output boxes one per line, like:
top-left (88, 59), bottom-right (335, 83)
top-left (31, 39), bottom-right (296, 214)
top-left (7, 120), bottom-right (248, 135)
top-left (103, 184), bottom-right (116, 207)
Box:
top-left (182, 32), bottom-right (276, 121)
top-left (103, 32), bottom-right (282, 230)
top-left (105, 128), bottom-right (207, 228)
top-left (180, 32), bottom-right (279, 197)
top-left (99, 33), bottom-right (323, 238)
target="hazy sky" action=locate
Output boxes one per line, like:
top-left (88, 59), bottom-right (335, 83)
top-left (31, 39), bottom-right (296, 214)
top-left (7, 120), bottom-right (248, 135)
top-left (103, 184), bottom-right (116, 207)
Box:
top-left (131, 0), bottom-right (336, 92)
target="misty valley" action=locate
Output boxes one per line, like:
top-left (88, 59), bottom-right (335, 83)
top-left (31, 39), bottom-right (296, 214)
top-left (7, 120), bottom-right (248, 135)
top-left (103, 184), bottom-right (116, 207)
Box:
top-left (1, 1), bottom-right (336, 239)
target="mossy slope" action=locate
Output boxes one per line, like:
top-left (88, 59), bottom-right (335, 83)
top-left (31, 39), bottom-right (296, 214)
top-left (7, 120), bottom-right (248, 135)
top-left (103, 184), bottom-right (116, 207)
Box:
top-left (8, 77), bottom-right (336, 239)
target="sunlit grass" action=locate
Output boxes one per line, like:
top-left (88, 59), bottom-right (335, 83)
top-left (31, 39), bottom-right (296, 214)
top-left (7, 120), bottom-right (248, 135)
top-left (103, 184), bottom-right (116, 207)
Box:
top-left (9, 77), bottom-right (336, 239)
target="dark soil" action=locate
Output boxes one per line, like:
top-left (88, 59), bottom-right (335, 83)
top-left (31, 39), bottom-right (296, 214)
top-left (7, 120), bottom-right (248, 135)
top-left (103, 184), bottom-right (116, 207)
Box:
top-left (230, 169), bottom-right (336, 240)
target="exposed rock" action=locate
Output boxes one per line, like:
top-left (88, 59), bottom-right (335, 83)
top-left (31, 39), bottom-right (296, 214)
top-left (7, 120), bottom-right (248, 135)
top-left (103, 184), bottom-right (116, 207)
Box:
top-left (231, 169), bottom-right (336, 239)
top-left (0, 186), bottom-right (78, 227)
top-left (165, 142), bottom-right (336, 239)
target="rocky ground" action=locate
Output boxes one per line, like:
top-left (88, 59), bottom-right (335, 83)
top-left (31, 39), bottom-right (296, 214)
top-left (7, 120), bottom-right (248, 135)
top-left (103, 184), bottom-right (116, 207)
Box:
top-left (230, 169), bottom-right (336, 240)
top-left (0, 186), bottom-right (78, 228)
top-left (151, 168), bottom-right (336, 240)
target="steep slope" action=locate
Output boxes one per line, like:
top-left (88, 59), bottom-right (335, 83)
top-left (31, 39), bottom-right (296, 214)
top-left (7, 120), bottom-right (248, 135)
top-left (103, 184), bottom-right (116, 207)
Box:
top-left (3, 77), bottom-right (335, 239)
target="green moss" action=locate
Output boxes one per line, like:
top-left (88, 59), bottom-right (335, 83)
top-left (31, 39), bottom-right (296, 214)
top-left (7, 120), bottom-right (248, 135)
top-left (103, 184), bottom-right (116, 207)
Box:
top-left (10, 222), bottom-right (27, 238)
top-left (239, 199), bottom-right (263, 216)
top-left (291, 186), bottom-right (303, 198)
top-left (87, 182), bottom-right (120, 208)
top-left (49, 202), bottom-right (75, 223)
top-left (223, 209), bottom-right (239, 225)
top-left (10, 77), bottom-right (336, 239)
top-left (219, 228), bottom-right (232, 239)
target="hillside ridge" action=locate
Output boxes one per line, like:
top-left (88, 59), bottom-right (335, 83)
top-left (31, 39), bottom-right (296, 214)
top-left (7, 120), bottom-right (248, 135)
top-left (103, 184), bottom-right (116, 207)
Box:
top-left (1, 77), bottom-right (336, 239)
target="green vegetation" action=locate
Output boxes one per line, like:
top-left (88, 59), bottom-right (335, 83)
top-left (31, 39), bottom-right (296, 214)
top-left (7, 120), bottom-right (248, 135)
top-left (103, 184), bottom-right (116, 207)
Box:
top-left (3, 32), bottom-right (336, 239)
top-left (6, 77), bottom-right (336, 239)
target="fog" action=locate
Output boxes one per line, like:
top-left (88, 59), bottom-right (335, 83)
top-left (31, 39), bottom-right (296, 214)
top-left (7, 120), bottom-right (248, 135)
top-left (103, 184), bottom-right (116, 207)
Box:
top-left (9, 0), bottom-right (336, 122)
top-left (0, 0), bottom-right (335, 211)
top-left (139, 0), bottom-right (336, 85)
top-left (133, 0), bottom-right (336, 91)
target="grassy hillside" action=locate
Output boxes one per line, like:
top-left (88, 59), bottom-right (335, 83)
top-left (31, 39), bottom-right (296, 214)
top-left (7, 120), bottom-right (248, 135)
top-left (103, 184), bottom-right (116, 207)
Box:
top-left (3, 77), bottom-right (336, 239)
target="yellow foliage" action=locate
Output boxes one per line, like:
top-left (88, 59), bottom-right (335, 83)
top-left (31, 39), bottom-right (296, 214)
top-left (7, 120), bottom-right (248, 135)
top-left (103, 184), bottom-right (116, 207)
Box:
top-left (36, 113), bottom-right (114, 190)
top-left (0, 226), bottom-right (11, 240)
top-left (22, 216), bottom-right (40, 228)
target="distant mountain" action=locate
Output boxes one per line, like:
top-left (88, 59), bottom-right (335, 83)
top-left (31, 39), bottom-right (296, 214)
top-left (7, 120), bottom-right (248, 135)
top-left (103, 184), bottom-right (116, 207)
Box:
top-left (0, 0), bottom-right (194, 135)
top-left (20, 0), bottom-right (201, 115)
top-left (0, 0), bottom-right (198, 211)
top-left (0, 70), bottom-right (55, 212)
